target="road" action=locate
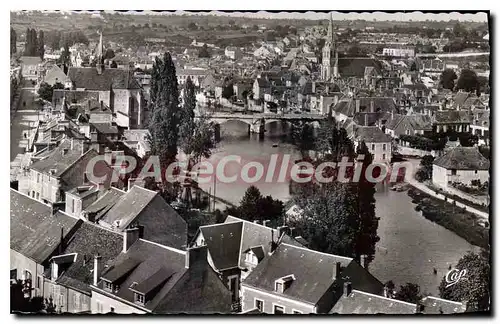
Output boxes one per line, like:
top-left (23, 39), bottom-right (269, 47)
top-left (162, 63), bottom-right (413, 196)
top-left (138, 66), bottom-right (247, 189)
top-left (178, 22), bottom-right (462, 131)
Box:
top-left (10, 87), bottom-right (39, 162)
top-left (404, 158), bottom-right (489, 220)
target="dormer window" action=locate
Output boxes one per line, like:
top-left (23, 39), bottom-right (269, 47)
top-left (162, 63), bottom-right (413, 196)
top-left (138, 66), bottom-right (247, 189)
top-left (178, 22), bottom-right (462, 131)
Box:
top-left (274, 275), bottom-right (295, 293)
top-left (135, 293), bottom-right (145, 305)
top-left (105, 281), bottom-right (113, 291)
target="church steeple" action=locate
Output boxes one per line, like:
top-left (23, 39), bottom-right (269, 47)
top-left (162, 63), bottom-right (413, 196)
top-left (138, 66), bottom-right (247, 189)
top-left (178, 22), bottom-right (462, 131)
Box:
top-left (321, 12), bottom-right (339, 81)
top-left (96, 31), bottom-right (105, 75)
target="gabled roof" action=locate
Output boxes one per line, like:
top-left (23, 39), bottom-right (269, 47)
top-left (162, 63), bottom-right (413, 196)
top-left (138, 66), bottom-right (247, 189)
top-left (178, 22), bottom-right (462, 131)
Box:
top-left (98, 186), bottom-right (158, 228)
top-left (329, 290), bottom-right (417, 314)
top-left (84, 187), bottom-right (125, 220)
top-left (30, 139), bottom-right (88, 177)
top-left (338, 58), bottom-right (382, 78)
top-left (353, 126), bottom-right (392, 143)
top-left (385, 114), bottom-right (432, 131)
top-left (242, 243), bottom-right (353, 305)
top-left (198, 221), bottom-right (243, 270)
top-left (55, 222), bottom-right (123, 293)
top-left (68, 67), bottom-right (141, 90)
top-left (10, 190), bottom-right (81, 264)
top-left (433, 147), bottom-right (490, 171)
top-left (420, 296), bottom-right (466, 314)
top-left (434, 110), bottom-right (472, 124)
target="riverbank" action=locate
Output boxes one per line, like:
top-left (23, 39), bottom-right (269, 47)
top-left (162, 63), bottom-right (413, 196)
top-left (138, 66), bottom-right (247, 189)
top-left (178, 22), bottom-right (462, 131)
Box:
top-left (407, 186), bottom-right (489, 249)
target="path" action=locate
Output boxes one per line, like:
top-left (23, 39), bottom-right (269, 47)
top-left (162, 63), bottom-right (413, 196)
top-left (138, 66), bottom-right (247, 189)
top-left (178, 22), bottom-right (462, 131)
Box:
top-left (405, 158), bottom-right (489, 220)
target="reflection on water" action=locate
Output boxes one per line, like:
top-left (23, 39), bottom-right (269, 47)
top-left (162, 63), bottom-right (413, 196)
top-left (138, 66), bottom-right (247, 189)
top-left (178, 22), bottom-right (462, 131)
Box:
top-left (200, 123), bottom-right (478, 295)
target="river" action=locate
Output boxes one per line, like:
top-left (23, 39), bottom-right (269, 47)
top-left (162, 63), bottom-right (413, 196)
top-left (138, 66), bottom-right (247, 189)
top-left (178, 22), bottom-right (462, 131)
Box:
top-left (197, 121), bottom-right (479, 295)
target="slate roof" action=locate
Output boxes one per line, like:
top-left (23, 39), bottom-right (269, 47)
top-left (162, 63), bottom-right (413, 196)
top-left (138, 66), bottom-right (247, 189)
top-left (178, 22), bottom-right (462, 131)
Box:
top-left (329, 290), bottom-right (417, 314)
top-left (67, 67), bottom-right (141, 91)
top-left (55, 222), bottom-right (123, 293)
top-left (98, 186), bottom-right (158, 228)
top-left (256, 78), bottom-right (271, 88)
top-left (84, 187), bottom-right (125, 220)
top-left (333, 97), bottom-right (397, 117)
top-left (471, 109), bottom-right (490, 128)
top-left (434, 110), bottom-right (472, 124)
top-left (91, 122), bottom-right (119, 135)
top-left (198, 221), bottom-right (243, 270)
top-left (21, 56), bottom-right (42, 65)
top-left (433, 147), bottom-right (490, 171)
top-left (420, 296), bottom-right (466, 314)
top-left (242, 243), bottom-right (353, 305)
top-left (30, 139), bottom-right (87, 177)
top-left (10, 190), bottom-right (81, 264)
top-left (338, 58), bottom-right (382, 78)
top-left (385, 114), bottom-right (432, 131)
top-left (353, 126), bottom-right (392, 143)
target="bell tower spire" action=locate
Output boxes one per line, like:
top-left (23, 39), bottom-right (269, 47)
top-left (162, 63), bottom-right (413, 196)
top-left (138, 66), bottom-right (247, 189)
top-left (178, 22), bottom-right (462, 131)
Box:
top-left (96, 31), bottom-right (105, 75)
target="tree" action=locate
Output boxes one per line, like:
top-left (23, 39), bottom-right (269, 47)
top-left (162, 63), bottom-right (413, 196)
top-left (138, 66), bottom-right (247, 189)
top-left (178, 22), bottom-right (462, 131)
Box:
top-left (221, 83), bottom-right (234, 100)
top-left (60, 42), bottom-right (70, 66)
top-left (148, 52), bottom-right (181, 170)
top-left (456, 69), bottom-right (479, 93)
top-left (38, 30), bottom-right (45, 60)
top-left (440, 69), bottom-right (458, 90)
top-left (104, 48), bottom-right (115, 60)
top-left (238, 186), bottom-right (263, 221)
top-left (291, 182), bottom-right (359, 257)
top-left (439, 251), bottom-right (490, 311)
top-left (416, 155), bottom-right (435, 182)
top-left (395, 283), bottom-right (423, 304)
top-left (11, 27), bottom-right (17, 55)
top-left (236, 186), bottom-right (283, 224)
top-left (37, 82), bottom-right (54, 102)
top-left (291, 120), bottom-right (315, 159)
top-left (198, 44), bottom-right (210, 58)
top-left (355, 141), bottom-right (379, 268)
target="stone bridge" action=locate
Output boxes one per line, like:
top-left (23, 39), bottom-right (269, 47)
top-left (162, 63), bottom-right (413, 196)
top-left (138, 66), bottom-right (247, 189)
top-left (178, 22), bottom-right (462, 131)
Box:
top-left (196, 112), bottom-right (327, 134)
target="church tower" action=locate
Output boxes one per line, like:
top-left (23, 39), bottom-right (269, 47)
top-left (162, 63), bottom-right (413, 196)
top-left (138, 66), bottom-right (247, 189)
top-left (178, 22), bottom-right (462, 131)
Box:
top-left (96, 31), bottom-right (105, 75)
top-left (321, 13), bottom-right (339, 80)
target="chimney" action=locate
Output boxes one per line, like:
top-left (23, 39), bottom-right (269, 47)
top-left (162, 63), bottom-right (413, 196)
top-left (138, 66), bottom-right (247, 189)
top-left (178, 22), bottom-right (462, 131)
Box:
top-left (355, 99), bottom-right (360, 113)
top-left (415, 302), bottom-right (425, 314)
top-left (311, 81), bottom-right (316, 93)
top-left (278, 225), bottom-right (289, 238)
top-left (343, 281), bottom-right (352, 297)
top-left (59, 227), bottom-right (64, 255)
top-left (262, 219), bottom-right (271, 227)
top-left (335, 261), bottom-right (341, 280)
top-left (100, 100), bottom-right (104, 110)
top-left (364, 113), bottom-right (368, 126)
top-left (269, 228), bottom-right (277, 255)
top-left (370, 100), bottom-right (374, 113)
top-left (93, 254), bottom-right (102, 286)
top-left (123, 226), bottom-right (143, 253)
top-left (253, 220), bottom-right (260, 225)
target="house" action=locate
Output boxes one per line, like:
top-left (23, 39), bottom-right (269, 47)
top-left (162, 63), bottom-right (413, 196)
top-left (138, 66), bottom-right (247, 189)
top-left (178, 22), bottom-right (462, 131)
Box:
top-left (44, 64), bottom-right (70, 87)
top-left (432, 146), bottom-right (490, 189)
top-left (329, 290), bottom-right (467, 314)
top-left (44, 222), bottom-right (123, 313)
top-left (90, 231), bottom-right (232, 314)
top-left (253, 78), bottom-right (271, 100)
top-left (20, 56), bottom-right (43, 81)
top-left (177, 69), bottom-right (206, 87)
top-left (240, 243), bottom-right (384, 314)
top-left (434, 110), bottom-right (472, 133)
top-left (190, 216), bottom-right (305, 303)
top-left (469, 109), bottom-right (490, 146)
top-left (451, 91), bottom-right (485, 110)
top-left (67, 67), bottom-right (145, 129)
top-left (18, 139), bottom-right (115, 205)
top-left (122, 129), bottom-right (151, 158)
top-left (352, 126), bottom-right (392, 163)
top-left (233, 79), bottom-right (253, 101)
top-left (91, 185), bottom-right (188, 249)
top-left (384, 114), bottom-right (433, 138)
top-left (382, 48), bottom-right (415, 57)
top-left (225, 47), bottom-right (242, 60)
top-left (10, 189), bottom-right (82, 300)
top-left (254, 46), bottom-right (272, 59)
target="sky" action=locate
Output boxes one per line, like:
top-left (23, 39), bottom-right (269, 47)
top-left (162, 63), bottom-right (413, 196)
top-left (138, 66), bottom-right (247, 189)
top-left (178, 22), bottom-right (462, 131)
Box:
top-left (45, 10), bottom-right (488, 22)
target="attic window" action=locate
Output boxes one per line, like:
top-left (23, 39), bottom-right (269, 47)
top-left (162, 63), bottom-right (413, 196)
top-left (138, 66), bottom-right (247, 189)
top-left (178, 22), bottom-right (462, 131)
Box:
top-left (134, 293), bottom-right (145, 305)
top-left (275, 275), bottom-right (295, 293)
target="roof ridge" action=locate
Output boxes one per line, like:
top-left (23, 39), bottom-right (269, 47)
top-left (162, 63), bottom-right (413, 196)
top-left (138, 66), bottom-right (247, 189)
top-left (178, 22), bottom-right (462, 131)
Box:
top-left (10, 188), bottom-right (52, 208)
top-left (352, 289), bottom-right (417, 307)
top-left (281, 243), bottom-right (354, 261)
top-left (138, 238), bottom-right (187, 255)
top-left (421, 296), bottom-right (464, 305)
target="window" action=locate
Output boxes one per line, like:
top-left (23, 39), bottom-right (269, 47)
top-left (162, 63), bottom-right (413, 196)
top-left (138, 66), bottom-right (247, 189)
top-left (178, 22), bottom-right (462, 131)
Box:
top-left (255, 299), bottom-right (264, 312)
top-left (110, 307), bottom-right (115, 313)
top-left (275, 282), bottom-right (283, 293)
top-left (371, 144), bottom-right (375, 151)
top-left (475, 170), bottom-right (478, 174)
top-left (10, 269), bottom-right (17, 281)
top-left (104, 281), bottom-right (113, 292)
top-left (24, 270), bottom-right (32, 282)
top-left (135, 293), bottom-right (145, 305)
top-left (36, 192), bottom-right (40, 200)
top-left (37, 173), bottom-right (40, 183)
top-left (383, 144), bottom-right (386, 151)
top-left (451, 169), bottom-right (457, 176)
top-left (36, 276), bottom-right (42, 289)
top-left (96, 300), bottom-right (103, 313)
top-left (73, 294), bottom-right (80, 312)
top-left (382, 154), bottom-right (386, 160)
top-left (274, 305), bottom-right (285, 314)
top-left (293, 310), bottom-right (302, 314)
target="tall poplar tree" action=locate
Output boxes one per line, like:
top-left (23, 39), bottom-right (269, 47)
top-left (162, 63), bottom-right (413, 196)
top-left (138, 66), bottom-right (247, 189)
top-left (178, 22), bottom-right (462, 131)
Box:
top-left (179, 77), bottom-right (197, 157)
top-left (10, 27), bottom-right (17, 55)
top-left (38, 30), bottom-right (45, 60)
top-left (354, 141), bottom-right (379, 268)
top-left (148, 52), bottom-right (180, 169)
